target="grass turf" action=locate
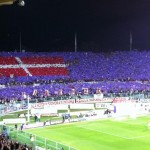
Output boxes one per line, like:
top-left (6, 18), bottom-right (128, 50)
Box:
top-left (16, 116), bottom-right (150, 150)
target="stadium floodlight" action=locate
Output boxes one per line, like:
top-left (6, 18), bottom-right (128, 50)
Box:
top-left (18, 0), bottom-right (25, 6)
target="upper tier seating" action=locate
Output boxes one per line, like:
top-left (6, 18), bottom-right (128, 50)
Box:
top-left (0, 51), bottom-right (150, 100)
top-left (28, 67), bottom-right (68, 76)
top-left (21, 56), bottom-right (64, 64)
top-left (0, 57), bottom-right (18, 65)
top-left (0, 55), bottom-right (68, 77)
top-left (1, 50), bottom-right (150, 80)
top-left (0, 68), bottom-right (27, 77)
top-left (1, 51), bottom-right (150, 80)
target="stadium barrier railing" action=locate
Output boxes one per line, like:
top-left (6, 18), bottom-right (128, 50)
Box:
top-left (0, 125), bottom-right (77, 150)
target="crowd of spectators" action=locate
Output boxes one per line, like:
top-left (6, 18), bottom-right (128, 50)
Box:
top-left (1, 50), bottom-right (150, 149)
top-left (0, 51), bottom-right (150, 100)
top-left (0, 134), bottom-right (32, 150)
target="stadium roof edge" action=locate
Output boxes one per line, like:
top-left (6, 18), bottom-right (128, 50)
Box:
top-left (0, 0), bottom-right (15, 6)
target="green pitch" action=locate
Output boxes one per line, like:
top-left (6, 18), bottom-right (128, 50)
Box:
top-left (21, 116), bottom-right (150, 150)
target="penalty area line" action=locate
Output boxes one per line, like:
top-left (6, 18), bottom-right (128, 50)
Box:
top-left (77, 125), bottom-right (130, 139)
top-left (128, 134), bottom-right (150, 139)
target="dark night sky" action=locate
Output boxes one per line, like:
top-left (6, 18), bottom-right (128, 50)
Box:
top-left (0, 0), bottom-right (150, 51)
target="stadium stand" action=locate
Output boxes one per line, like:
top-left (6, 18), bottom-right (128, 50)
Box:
top-left (0, 68), bottom-right (27, 77)
top-left (20, 56), bottom-right (65, 64)
top-left (0, 51), bottom-right (150, 150)
top-left (0, 51), bottom-right (149, 101)
top-left (28, 67), bottom-right (68, 76)
top-left (0, 57), bottom-right (18, 65)
top-left (0, 133), bottom-right (32, 150)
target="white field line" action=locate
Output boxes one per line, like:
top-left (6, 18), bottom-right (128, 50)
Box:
top-left (26, 120), bottom-right (150, 141)
top-left (28, 124), bottom-right (150, 141)
top-left (27, 124), bottom-right (150, 141)
top-left (128, 134), bottom-right (150, 139)
top-left (78, 125), bottom-right (150, 140)
top-left (26, 125), bottom-right (75, 132)
top-left (114, 121), bottom-right (146, 126)
top-left (77, 125), bottom-right (130, 139)
top-left (35, 124), bottom-right (150, 140)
